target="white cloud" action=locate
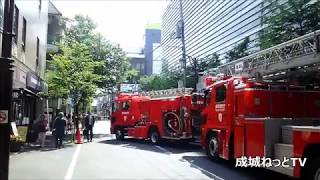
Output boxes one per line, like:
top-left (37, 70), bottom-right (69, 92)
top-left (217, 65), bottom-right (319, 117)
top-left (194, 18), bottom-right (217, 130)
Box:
top-left (52, 0), bottom-right (169, 52)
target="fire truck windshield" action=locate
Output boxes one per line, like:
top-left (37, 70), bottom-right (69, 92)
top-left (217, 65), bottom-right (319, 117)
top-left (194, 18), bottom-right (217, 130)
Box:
top-left (122, 101), bottom-right (130, 110)
top-left (112, 102), bottom-right (118, 113)
top-left (215, 85), bottom-right (227, 103)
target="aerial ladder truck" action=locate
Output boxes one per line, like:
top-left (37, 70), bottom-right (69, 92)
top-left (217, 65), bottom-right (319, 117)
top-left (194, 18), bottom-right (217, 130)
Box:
top-left (201, 30), bottom-right (320, 179)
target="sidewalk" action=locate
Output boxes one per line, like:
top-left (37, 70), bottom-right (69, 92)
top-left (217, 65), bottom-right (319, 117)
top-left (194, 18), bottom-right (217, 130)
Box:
top-left (11, 131), bottom-right (76, 154)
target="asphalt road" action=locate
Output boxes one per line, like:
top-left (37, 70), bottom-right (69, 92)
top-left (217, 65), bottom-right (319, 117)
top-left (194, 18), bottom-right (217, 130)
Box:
top-left (9, 120), bottom-right (293, 180)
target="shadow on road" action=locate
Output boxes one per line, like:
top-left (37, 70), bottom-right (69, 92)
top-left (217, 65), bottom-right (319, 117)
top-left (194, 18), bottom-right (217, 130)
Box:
top-left (98, 138), bottom-right (294, 180)
top-left (12, 135), bottom-right (77, 154)
top-left (98, 138), bottom-right (168, 154)
top-left (98, 137), bottom-right (201, 154)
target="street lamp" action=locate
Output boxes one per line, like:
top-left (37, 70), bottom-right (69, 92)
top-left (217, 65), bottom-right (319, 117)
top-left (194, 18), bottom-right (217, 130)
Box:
top-left (178, 0), bottom-right (187, 92)
top-left (0, 0), bottom-right (15, 179)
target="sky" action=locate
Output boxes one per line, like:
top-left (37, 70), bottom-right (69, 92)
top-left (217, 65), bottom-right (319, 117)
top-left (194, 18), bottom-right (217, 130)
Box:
top-left (53, 0), bottom-right (169, 53)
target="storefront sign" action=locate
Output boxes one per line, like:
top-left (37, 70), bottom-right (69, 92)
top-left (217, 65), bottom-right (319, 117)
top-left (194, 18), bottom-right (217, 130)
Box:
top-left (120, 84), bottom-right (140, 92)
top-left (0, 110), bottom-right (8, 124)
top-left (26, 72), bottom-right (42, 93)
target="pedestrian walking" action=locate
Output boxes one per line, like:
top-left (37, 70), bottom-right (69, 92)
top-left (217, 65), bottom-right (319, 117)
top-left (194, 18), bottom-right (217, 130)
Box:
top-left (53, 112), bottom-right (66, 148)
top-left (72, 112), bottom-right (78, 141)
top-left (67, 114), bottom-right (72, 132)
top-left (37, 114), bottom-right (48, 148)
top-left (85, 112), bottom-right (95, 142)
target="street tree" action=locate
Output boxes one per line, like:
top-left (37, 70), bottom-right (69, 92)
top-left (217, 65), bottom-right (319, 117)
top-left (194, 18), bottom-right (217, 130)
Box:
top-left (63, 15), bottom-right (134, 90)
top-left (186, 53), bottom-right (220, 89)
top-left (46, 42), bottom-right (102, 113)
top-left (139, 73), bottom-right (179, 91)
top-left (225, 37), bottom-right (250, 62)
top-left (260, 0), bottom-right (320, 49)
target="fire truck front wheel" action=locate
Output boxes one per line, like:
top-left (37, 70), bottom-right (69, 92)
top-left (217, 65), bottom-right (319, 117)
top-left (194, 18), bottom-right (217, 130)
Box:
top-left (206, 135), bottom-right (219, 160)
top-left (149, 128), bottom-right (160, 144)
top-left (115, 129), bottom-right (124, 141)
top-left (307, 157), bottom-right (320, 180)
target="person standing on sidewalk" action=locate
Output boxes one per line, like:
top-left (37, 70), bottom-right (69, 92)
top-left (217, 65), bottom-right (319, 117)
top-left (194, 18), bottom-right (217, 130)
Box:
top-left (85, 112), bottom-right (95, 142)
top-left (53, 112), bottom-right (66, 148)
top-left (37, 114), bottom-right (48, 148)
top-left (72, 112), bottom-right (78, 142)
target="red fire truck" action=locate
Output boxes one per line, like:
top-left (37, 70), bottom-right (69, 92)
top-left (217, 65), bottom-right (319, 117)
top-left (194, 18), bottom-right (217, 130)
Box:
top-left (110, 88), bottom-right (194, 144)
top-left (201, 30), bottom-right (320, 179)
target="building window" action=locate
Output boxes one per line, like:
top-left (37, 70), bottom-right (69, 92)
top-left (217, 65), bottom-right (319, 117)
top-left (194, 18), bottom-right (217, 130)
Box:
top-left (36, 37), bottom-right (39, 67)
top-left (140, 63), bottom-right (144, 73)
top-left (0, 0), bottom-right (4, 29)
top-left (22, 17), bottom-right (26, 51)
top-left (38, 0), bottom-right (42, 11)
top-left (13, 6), bottom-right (19, 44)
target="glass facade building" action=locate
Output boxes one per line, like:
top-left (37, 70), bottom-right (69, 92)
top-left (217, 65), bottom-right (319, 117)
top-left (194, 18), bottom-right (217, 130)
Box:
top-left (161, 0), bottom-right (266, 71)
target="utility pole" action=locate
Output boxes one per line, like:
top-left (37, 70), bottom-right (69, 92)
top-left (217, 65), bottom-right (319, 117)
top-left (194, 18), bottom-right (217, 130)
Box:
top-left (0, 0), bottom-right (15, 179)
top-left (178, 0), bottom-right (187, 92)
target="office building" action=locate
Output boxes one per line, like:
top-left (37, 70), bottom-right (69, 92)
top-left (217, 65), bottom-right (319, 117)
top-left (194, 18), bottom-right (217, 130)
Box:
top-left (127, 52), bottom-right (146, 76)
top-left (161, 0), bottom-right (265, 71)
top-left (144, 23), bottom-right (161, 75)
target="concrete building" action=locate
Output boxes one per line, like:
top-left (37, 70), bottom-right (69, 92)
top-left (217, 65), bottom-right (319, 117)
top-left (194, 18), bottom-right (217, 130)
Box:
top-left (127, 52), bottom-right (146, 76)
top-left (161, 0), bottom-right (265, 71)
top-left (144, 23), bottom-right (161, 75)
top-left (7, 0), bottom-right (49, 131)
top-left (46, 1), bottom-right (66, 119)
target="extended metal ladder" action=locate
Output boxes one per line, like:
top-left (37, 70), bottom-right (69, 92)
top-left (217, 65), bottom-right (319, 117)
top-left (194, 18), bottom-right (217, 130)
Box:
top-left (140, 88), bottom-right (193, 98)
top-left (214, 30), bottom-right (320, 78)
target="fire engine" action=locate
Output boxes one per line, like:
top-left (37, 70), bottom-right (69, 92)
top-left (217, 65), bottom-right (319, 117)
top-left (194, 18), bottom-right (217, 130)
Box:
top-left (201, 30), bottom-right (320, 179)
top-left (110, 88), bottom-right (195, 144)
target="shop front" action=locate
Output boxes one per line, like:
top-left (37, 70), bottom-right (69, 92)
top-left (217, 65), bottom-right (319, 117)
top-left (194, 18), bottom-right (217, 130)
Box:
top-left (12, 71), bottom-right (46, 143)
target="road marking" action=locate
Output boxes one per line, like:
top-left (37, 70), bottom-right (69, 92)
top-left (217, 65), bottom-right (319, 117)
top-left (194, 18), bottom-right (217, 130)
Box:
top-left (154, 145), bottom-right (224, 180)
top-left (64, 145), bottom-right (81, 180)
top-left (155, 145), bottom-right (171, 154)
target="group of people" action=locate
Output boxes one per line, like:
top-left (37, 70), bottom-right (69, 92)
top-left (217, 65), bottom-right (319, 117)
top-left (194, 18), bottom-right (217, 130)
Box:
top-left (35, 111), bottom-right (96, 149)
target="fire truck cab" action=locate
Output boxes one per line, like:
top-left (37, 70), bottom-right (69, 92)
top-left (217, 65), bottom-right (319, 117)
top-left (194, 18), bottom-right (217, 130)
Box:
top-left (111, 89), bottom-right (194, 144)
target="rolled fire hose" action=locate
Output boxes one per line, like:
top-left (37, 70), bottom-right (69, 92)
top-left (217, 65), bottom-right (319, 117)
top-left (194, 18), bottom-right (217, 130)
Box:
top-left (164, 112), bottom-right (183, 135)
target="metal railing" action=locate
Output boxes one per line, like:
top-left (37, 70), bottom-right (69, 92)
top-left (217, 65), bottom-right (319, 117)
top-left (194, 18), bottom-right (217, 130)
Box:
top-left (216, 30), bottom-right (320, 77)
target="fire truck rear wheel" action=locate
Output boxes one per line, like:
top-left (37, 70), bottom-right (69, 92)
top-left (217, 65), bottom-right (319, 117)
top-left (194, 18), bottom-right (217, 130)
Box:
top-left (115, 129), bottom-right (124, 141)
top-left (307, 157), bottom-right (320, 180)
top-left (149, 129), bottom-right (160, 144)
top-left (206, 135), bottom-right (219, 160)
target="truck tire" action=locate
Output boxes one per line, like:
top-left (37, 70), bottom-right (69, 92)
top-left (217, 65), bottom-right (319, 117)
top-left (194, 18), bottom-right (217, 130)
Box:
top-left (115, 129), bottom-right (124, 141)
top-left (206, 135), bottom-right (219, 160)
top-left (149, 129), bottom-right (160, 145)
top-left (307, 157), bottom-right (320, 180)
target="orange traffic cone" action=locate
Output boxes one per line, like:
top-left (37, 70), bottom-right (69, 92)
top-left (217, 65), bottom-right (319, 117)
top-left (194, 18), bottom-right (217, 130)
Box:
top-left (76, 128), bottom-right (83, 144)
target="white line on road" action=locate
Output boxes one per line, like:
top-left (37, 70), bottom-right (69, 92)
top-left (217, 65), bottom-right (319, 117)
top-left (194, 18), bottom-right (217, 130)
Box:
top-left (154, 145), bottom-right (224, 180)
top-left (155, 145), bottom-right (171, 154)
top-left (64, 145), bottom-right (81, 180)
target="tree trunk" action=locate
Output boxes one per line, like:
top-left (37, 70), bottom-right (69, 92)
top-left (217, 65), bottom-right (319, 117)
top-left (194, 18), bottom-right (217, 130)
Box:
top-left (74, 103), bottom-right (79, 114)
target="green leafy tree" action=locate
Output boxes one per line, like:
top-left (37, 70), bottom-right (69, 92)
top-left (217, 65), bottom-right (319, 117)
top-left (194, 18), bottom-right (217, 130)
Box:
top-left (186, 53), bottom-right (220, 89)
top-left (47, 42), bottom-right (102, 113)
top-left (139, 73), bottom-right (179, 91)
top-left (62, 15), bottom-right (133, 89)
top-left (225, 37), bottom-right (250, 62)
top-left (141, 53), bottom-right (220, 91)
top-left (260, 0), bottom-right (320, 49)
